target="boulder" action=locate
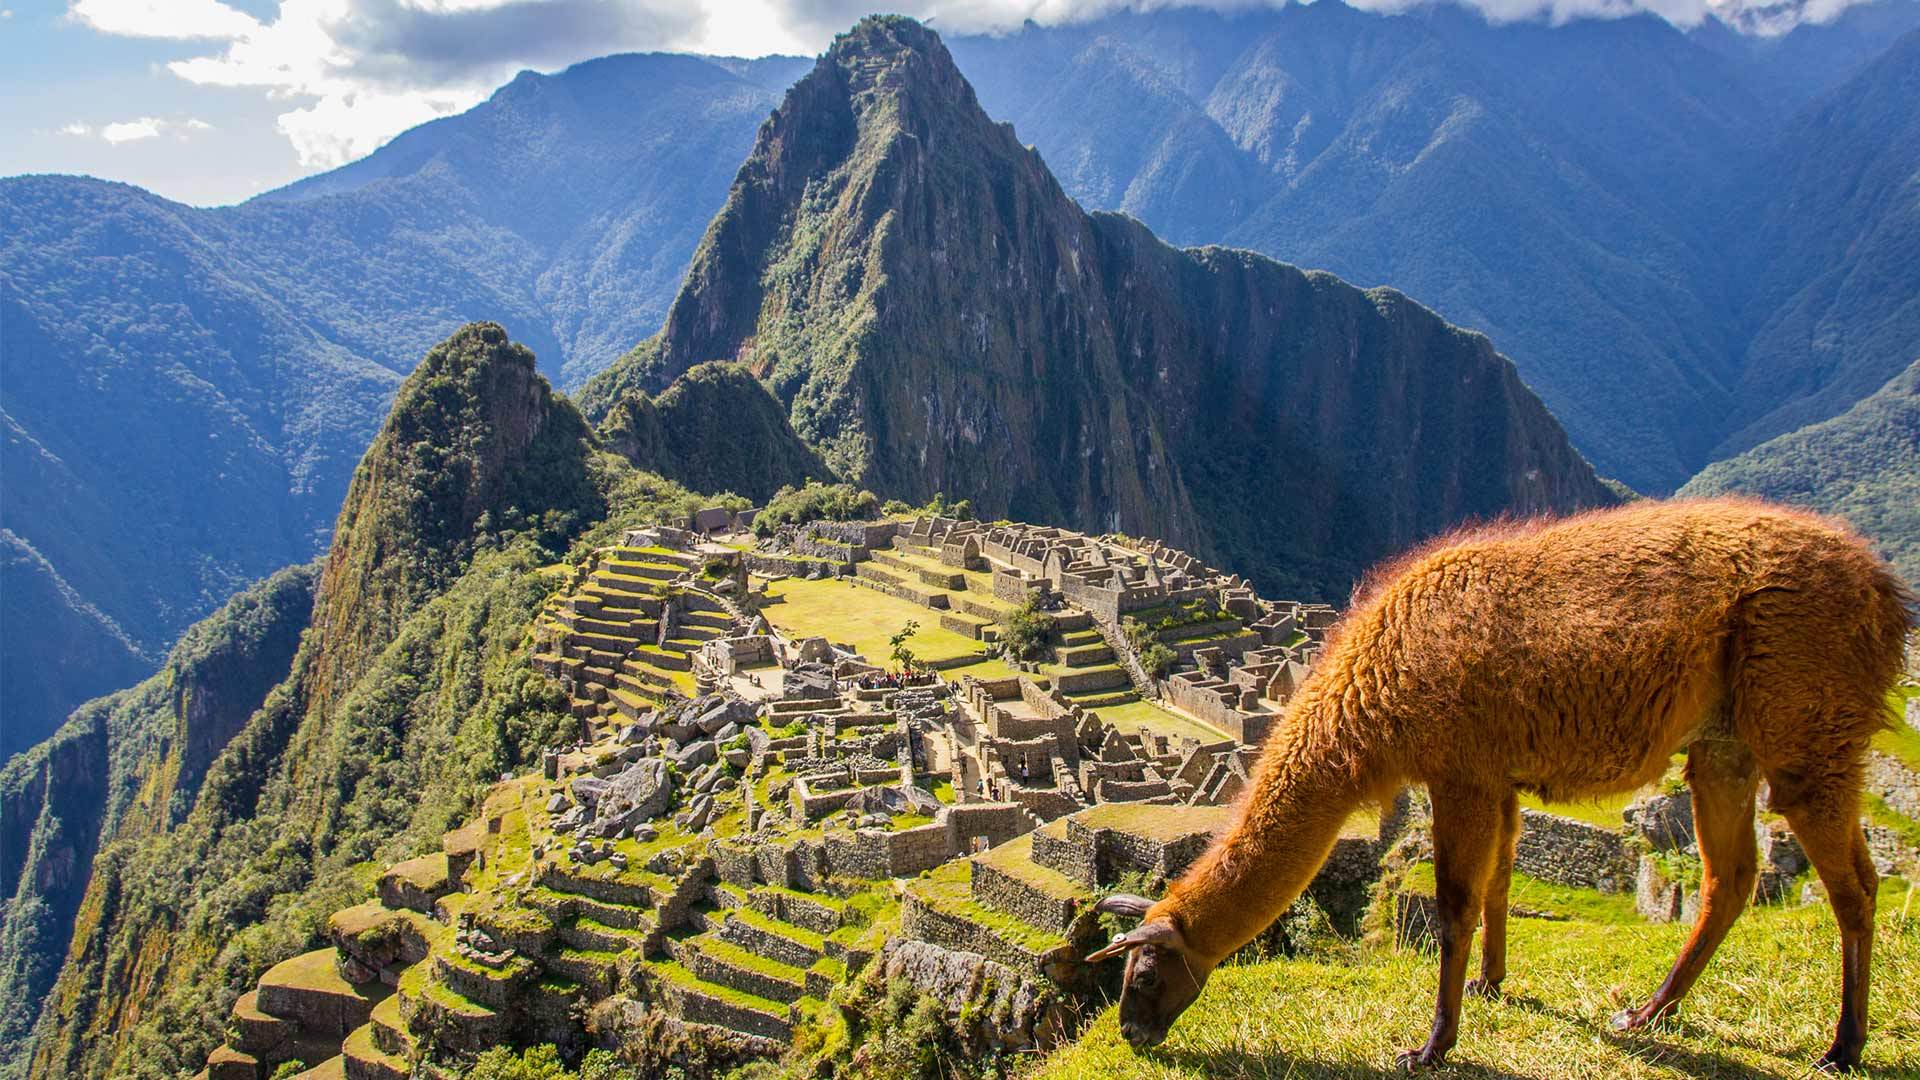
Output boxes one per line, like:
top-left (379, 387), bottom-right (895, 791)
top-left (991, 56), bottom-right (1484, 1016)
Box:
top-left (1623, 791), bottom-right (1693, 851)
top-left (594, 757), bottom-right (674, 833)
top-left (674, 740), bottom-right (717, 769)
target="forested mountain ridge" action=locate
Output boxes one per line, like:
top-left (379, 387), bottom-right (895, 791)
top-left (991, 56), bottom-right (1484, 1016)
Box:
top-left (0, 54), bottom-right (792, 756)
top-left (584, 16), bottom-right (1616, 600)
top-left (7, 2), bottom-right (1920, 780)
top-left (1683, 359), bottom-right (1920, 588)
top-left (946, 0), bottom-right (1920, 497)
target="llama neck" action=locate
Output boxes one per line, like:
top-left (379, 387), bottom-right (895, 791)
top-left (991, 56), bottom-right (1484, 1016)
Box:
top-left (1159, 699), bottom-right (1373, 965)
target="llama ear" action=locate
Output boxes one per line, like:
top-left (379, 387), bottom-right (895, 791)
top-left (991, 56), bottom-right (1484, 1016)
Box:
top-left (1094, 893), bottom-right (1154, 919)
top-left (1085, 918), bottom-right (1178, 962)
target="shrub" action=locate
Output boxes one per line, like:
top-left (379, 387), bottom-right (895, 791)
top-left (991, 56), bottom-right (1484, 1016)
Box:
top-left (753, 482), bottom-right (880, 535)
top-left (999, 590), bottom-right (1051, 661)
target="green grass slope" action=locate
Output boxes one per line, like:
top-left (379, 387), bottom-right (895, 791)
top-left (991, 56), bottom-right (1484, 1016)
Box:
top-left (1040, 882), bottom-right (1920, 1079)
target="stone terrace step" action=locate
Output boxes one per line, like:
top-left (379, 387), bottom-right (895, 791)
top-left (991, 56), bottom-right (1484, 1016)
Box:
top-left (558, 913), bottom-right (651, 954)
top-left (602, 559), bottom-right (683, 582)
top-left (716, 907), bottom-right (824, 969)
top-left (367, 995), bottom-right (412, 1058)
top-left (1058, 643), bottom-right (1116, 667)
top-left (579, 586), bottom-right (662, 613)
top-left (1054, 664), bottom-right (1131, 694)
top-left (228, 990), bottom-right (292, 1055)
top-left (541, 944), bottom-right (622, 997)
top-left (747, 884), bottom-right (846, 935)
top-left (341, 1022), bottom-right (407, 1080)
top-left (610, 546), bottom-right (700, 569)
top-left (289, 1057), bottom-right (345, 1080)
top-left (969, 832), bottom-right (1094, 932)
top-left (901, 864), bottom-right (1068, 976)
top-left (257, 949), bottom-right (387, 1038)
top-left (649, 961), bottom-right (794, 1042)
top-left (677, 933), bottom-right (809, 1004)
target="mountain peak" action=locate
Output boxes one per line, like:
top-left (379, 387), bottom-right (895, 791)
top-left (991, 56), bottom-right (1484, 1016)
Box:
top-left (587, 18), bottom-right (1614, 598)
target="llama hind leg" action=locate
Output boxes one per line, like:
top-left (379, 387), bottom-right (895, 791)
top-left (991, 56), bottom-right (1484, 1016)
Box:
top-left (1467, 790), bottom-right (1520, 998)
top-left (1774, 791), bottom-right (1877, 1072)
top-left (1398, 784), bottom-right (1504, 1070)
top-left (1613, 738), bottom-right (1758, 1031)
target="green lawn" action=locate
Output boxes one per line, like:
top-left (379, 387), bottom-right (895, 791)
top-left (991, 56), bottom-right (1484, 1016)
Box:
top-left (1035, 879), bottom-right (1920, 1079)
top-left (761, 576), bottom-right (988, 666)
top-left (1093, 698), bottom-right (1233, 745)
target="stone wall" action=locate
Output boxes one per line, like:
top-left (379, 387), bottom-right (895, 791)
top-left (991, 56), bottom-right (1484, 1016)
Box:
top-left (1866, 751), bottom-right (1920, 821)
top-left (1514, 810), bottom-right (1635, 893)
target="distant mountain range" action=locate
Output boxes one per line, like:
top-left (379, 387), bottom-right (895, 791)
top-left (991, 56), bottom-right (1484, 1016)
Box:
top-left (4, 0), bottom-right (1918, 754)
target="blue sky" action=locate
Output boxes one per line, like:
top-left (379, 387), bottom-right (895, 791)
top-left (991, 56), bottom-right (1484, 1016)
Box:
top-left (0, 0), bottom-right (1876, 206)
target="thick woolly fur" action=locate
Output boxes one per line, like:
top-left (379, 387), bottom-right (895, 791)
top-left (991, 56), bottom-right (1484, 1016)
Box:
top-left (1138, 498), bottom-right (1913, 1066)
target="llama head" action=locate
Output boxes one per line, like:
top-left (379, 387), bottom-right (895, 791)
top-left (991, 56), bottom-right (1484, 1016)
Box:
top-left (1087, 893), bottom-right (1210, 1049)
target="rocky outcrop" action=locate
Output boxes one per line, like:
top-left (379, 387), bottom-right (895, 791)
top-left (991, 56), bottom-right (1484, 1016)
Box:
top-left (584, 15), bottom-right (1616, 600)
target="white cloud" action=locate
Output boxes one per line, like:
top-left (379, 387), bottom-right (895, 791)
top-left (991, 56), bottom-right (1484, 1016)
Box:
top-left (68, 0), bottom-right (261, 39)
top-left (101, 117), bottom-right (164, 142)
top-left (62, 116), bottom-right (217, 144)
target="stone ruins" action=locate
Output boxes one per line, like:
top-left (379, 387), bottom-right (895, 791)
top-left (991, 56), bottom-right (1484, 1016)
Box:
top-left (189, 514), bottom-right (1920, 1080)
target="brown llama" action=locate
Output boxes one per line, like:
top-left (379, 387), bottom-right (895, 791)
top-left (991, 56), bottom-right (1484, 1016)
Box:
top-left (1088, 498), bottom-right (1912, 1071)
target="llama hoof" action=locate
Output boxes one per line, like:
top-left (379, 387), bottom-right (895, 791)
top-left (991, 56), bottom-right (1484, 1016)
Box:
top-left (1610, 1005), bottom-right (1658, 1032)
top-left (1465, 977), bottom-right (1503, 999)
top-left (1395, 1047), bottom-right (1447, 1071)
top-left (1815, 1043), bottom-right (1863, 1073)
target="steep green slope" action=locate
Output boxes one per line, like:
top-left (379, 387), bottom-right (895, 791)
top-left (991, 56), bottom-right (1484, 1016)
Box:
top-left (590, 16), bottom-right (1615, 600)
top-left (19, 324), bottom-right (616, 1080)
top-left (0, 562), bottom-right (315, 1075)
top-left (1716, 28), bottom-right (1920, 460)
top-left (0, 54), bottom-right (781, 752)
top-left (599, 361), bottom-right (832, 500)
top-left (1683, 360), bottom-right (1920, 588)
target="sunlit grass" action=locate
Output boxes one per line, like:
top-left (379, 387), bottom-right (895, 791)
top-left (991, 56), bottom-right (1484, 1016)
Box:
top-left (1033, 880), bottom-right (1920, 1079)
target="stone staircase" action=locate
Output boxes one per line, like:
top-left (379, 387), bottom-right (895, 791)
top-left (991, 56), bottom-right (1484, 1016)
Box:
top-left (1050, 615), bottom-right (1138, 711)
top-left (531, 546), bottom-right (733, 725)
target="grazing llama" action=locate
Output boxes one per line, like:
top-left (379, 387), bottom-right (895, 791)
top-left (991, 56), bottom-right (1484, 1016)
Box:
top-left (1089, 498), bottom-right (1912, 1071)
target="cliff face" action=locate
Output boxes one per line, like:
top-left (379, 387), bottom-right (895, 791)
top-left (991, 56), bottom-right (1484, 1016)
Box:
top-left (588, 16), bottom-right (1615, 598)
top-left (0, 564), bottom-right (315, 1075)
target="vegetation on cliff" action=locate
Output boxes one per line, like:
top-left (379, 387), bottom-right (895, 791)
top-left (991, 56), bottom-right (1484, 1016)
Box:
top-left (0, 563), bottom-right (316, 1077)
top-left (598, 361), bottom-right (830, 501)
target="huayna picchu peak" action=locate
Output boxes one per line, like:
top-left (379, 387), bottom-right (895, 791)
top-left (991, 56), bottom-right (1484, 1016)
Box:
top-left (586, 15), bottom-right (1616, 599)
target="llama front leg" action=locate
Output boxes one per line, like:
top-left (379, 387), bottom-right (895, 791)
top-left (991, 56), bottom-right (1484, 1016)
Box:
top-left (1614, 739), bottom-right (1758, 1031)
top-left (1398, 785), bottom-right (1502, 1070)
top-left (1467, 790), bottom-right (1520, 998)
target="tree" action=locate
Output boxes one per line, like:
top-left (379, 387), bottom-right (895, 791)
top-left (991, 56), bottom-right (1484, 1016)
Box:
top-left (889, 620), bottom-right (920, 674)
top-left (1000, 589), bottom-right (1051, 661)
